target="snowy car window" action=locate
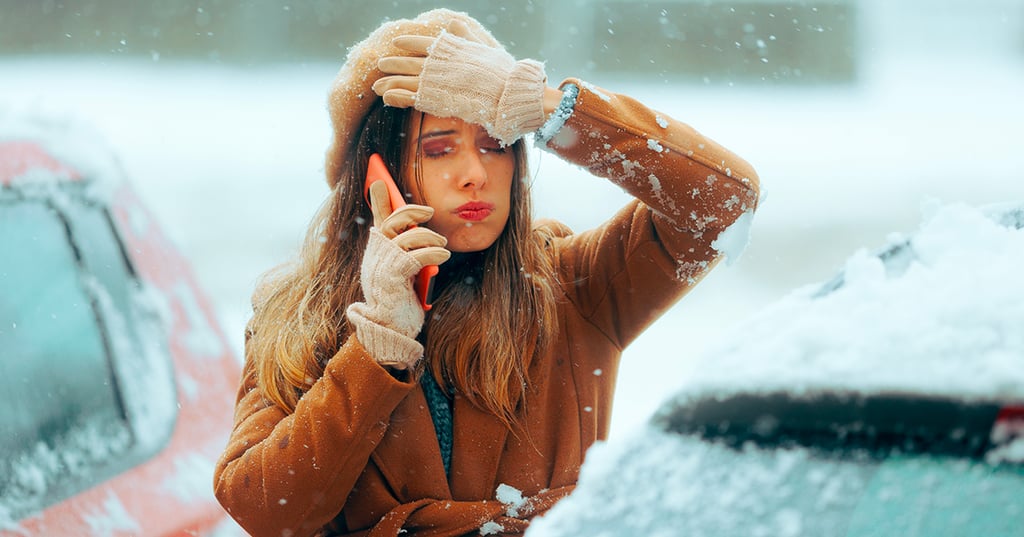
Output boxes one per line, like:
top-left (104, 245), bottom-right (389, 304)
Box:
top-left (64, 200), bottom-right (136, 318)
top-left (677, 438), bottom-right (1024, 536)
top-left (650, 391), bottom-right (1024, 534)
top-left (526, 427), bottom-right (1023, 537)
top-left (0, 200), bottom-right (133, 515)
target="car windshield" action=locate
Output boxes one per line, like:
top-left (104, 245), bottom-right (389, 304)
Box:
top-left (0, 198), bottom-right (132, 512)
top-left (653, 392), bottom-right (1024, 535)
top-left (528, 388), bottom-right (1023, 537)
top-left (525, 423), bottom-right (1023, 537)
top-left (658, 435), bottom-right (1023, 537)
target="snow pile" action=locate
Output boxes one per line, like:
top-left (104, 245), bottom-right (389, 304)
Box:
top-left (678, 200), bottom-right (1024, 401)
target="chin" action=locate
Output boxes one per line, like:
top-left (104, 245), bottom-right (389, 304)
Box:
top-left (448, 241), bottom-right (493, 253)
top-left (446, 230), bottom-right (500, 253)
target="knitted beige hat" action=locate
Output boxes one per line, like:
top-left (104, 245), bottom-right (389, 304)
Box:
top-left (324, 9), bottom-right (502, 189)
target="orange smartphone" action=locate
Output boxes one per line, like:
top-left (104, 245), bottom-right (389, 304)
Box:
top-left (364, 153), bottom-right (438, 311)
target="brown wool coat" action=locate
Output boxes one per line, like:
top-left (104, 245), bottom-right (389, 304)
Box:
top-left (214, 79), bottom-right (760, 537)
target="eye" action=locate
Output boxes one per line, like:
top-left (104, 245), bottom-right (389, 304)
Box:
top-left (421, 139), bottom-right (455, 159)
top-left (478, 137), bottom-right (506, 154)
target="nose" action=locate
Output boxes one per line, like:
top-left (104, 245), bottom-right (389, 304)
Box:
top-left (457, 148), bottom-right (488, 191)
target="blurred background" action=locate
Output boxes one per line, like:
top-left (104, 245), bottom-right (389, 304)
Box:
top-left (3, 0), bottom-right (1023, 434)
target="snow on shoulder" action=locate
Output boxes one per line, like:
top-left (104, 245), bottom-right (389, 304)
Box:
top-left (682, 200), bottom-right (1024, 402)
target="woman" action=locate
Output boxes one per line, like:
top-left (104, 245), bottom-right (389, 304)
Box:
top-left (214, 8), bottom-right (759, 537)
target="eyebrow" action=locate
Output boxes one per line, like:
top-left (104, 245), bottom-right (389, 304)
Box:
top-left (417, 130), bottom-right (458, 143)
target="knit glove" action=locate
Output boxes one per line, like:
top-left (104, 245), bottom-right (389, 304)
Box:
top-left (346, 182), bottom-right (450, 369)
top-left (372, 21), bottom-right (548, 146)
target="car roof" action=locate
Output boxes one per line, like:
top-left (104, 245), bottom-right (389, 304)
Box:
top-left (667, 201), bottom-right (1024, 406)
top-left (0, 108), bottom-right (126, 199)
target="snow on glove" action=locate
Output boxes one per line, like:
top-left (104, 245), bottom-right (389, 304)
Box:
top-left (373, 21), bottom-right (547, 147)
top-left (346, 182), bottom-right (450, 369)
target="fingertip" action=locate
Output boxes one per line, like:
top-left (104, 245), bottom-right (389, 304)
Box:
top-left (391, 36), bottom-right (416, 50)
top-left (382, 90), bottom-right (415, 109)
top-left (432, 247), bottom-right (453, 265)
top-left (446, 19), bottom-right (470, 37)
top-left (392, 35), bottom-right (433, 54)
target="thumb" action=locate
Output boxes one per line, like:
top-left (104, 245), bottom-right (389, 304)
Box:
top-left (369, 180), bottom-right (394, 228)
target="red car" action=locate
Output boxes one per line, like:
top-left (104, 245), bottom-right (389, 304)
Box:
top-left (0, 113), bottom-right (242, 536)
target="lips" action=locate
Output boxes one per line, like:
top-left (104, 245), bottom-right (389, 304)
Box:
top-left (454, 201), bottom-right (495, 221)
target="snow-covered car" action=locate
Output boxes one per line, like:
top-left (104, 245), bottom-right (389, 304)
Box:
top-left (0, 112), bottom-right (242, 536)
top-left (526, 202), bottom-right (1024, 537)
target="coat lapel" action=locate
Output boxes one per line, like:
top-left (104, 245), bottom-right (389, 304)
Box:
top-left (370, 384), bottom-right (452, 501)
top-left (447, 338), bottom-right (539, 500)
top-left (447, 395), bottom-right (511, 500)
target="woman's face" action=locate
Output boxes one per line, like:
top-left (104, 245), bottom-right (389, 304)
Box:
top-left (403, 113), bottom-right (515, 253)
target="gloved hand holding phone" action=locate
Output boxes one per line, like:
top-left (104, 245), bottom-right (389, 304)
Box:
top-left (345, 157), bottom-right (450, 370)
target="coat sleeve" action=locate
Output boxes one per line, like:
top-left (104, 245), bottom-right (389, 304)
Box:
top-left (213, 335), bottom-right (416, 537)
top-left (543, 78), bottom-right (760, 350)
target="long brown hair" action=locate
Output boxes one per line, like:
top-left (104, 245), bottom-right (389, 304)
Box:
top-left (248, 99), bottom-right (560, 428)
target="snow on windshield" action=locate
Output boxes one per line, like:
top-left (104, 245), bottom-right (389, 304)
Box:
top-left (673, 200), bottom-right (1024, 402)
top-left (527, 421), bottom-right (1023, 537)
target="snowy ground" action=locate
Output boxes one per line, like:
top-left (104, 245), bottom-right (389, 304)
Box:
top-left (2, 51), bottom-right (1023, 437)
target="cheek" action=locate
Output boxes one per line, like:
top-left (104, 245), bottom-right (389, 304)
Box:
top-left (487, 158), bottom-right (516, 198)
top-left (408, 163), bottom-right (453, 206)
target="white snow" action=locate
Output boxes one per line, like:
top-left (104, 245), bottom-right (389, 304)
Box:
top-left (88, 276), bottom-right (179, 452)
top-left (577, 81), bottom-right (612, 102)
top-left (680, 201), bottom-right (1024, 401)
top-left (0, 418), bottom-right (133, 528)
top-left (174, 280), bottom-right (226, 359)
top-left (711, 208), bottom-right (755, 266)
top-left (496, 483), bottom-right (527, 517)
top-left (161, 453), bottom-right (219, 504)
top-left (0, 107), bottom-right (125, 204)
top-left (83, 492), bottom-right (140, 537)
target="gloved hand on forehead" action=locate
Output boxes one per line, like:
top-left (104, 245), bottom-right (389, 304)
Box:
top-left (372, 20), bottom-right (548, 146)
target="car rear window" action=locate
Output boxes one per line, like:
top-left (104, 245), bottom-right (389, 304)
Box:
top-left (0, 196), bottom-right (155, 519)
top-left (1, 201), bottom-right (128, 446)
